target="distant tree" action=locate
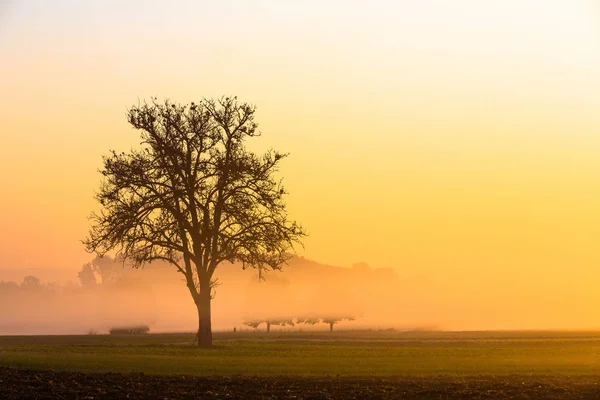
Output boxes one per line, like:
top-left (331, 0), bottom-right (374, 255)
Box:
top-left (91, 255), bottom-right (120, 284)
top-left (84, 97), bottom-right (305, 347)
top-left (351, 262), bottom-right (372, 274)
top-left (243, 319), bottom-right (265, 330)
top-left (322, 316), bottom-right (355, 332)
top-left (78, 263), bottom-right (97, 286)
top-left (265, 318), bottom-right (294, 333)
top-left (296, 315), bottom-right (356, 331)
top-left (78, 255), bottom-right (122, 286)
top-left (297, 317), bottom-right (321, 326)
top-left (20, 276), bottom-right (41, 290)
top-left (243, 318), bottom-right (294, 333)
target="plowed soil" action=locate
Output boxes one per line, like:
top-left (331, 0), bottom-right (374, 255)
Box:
top-left (2, 367), bottom-right (600, 399)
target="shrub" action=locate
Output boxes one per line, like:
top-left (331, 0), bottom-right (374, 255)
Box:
top-left (109, 325), bottom-right (150, 335)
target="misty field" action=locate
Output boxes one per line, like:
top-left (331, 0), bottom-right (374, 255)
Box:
top-left (2, 330), bottom-right (600, 376)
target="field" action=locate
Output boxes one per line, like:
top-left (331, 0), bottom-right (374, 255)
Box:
top-left (2, 330), bottom-right (600, 398)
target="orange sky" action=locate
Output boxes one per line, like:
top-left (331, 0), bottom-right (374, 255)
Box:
top-left (1, 1), bottom-right (600, 328)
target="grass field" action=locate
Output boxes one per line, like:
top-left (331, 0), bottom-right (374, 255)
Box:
top-left (2, 330), bottom-right (600, 377)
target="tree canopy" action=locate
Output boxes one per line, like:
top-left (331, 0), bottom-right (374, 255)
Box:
top-left (84, 97), bottom-right (305, 346)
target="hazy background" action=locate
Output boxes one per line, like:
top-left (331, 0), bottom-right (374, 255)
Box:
top-left (1, 0), bottom-right (600, 331)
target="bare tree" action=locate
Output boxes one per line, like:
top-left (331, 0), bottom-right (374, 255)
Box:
top-left (84, 97), bottom-right (305, 347)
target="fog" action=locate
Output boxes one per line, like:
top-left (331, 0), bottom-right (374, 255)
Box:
top-left (1, 256), bottom-right (600, 335)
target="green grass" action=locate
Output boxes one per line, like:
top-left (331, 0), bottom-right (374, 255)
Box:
top-left (2, 331), bottom-right (600, 376)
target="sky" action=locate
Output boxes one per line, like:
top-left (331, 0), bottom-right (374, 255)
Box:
top-left (1, 0), bottom-right (600, 328)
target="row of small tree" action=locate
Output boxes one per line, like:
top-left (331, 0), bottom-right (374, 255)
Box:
top-left (243, 316), bottom-right (355, 332)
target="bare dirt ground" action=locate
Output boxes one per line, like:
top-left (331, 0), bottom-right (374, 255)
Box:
top-left (2, 367), bottom-right (600, 399)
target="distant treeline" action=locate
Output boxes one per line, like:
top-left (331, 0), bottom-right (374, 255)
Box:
top-left (1, 255), bottom-right (426, 335)
top-left (0, 257), bottom-right (156, 335)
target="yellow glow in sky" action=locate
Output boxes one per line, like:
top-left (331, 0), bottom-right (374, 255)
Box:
top-left (1, 0), bottom-right (600, 329)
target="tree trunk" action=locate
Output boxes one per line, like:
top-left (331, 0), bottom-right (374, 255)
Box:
top-left (267, 322), bottom-right (271, 333)
top-left (196, 288), bottom-right (212, 347)
top-left (329, 322), bottom-right (334, 332)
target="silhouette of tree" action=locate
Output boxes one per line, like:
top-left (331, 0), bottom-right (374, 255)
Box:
top-left (322, 316), bottom-right (355, 332)
top-left (78, 256), bottom-right (122, 286)
top-left (297, 317), bottom-right (321, 326)
top-left (84, 97), bottom-right (305, 347)
top-left (91, 255), bottom-right (120, 284)
top-left (243, 319), bottom-right (265, 330)
top-left (243, 318), bottom-right (294, 333)
top-left (296, 316), bottom-right (356, 331)
top-left (21, 276), bottom-right (41, 290)
top-left (266, 318), bottom-right (294, 332)
top-left (78, 263), bottom-right (97, 286)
